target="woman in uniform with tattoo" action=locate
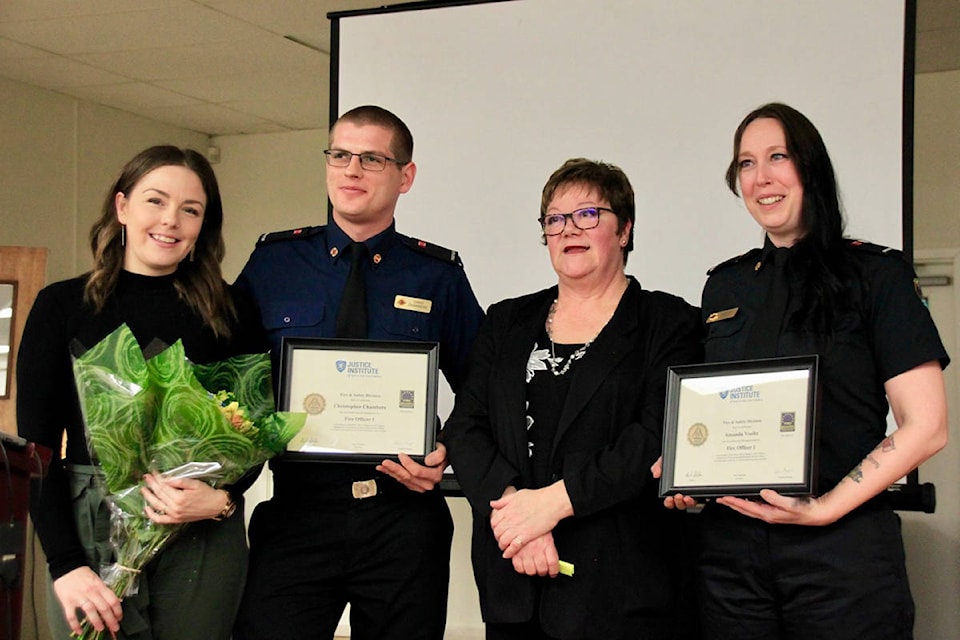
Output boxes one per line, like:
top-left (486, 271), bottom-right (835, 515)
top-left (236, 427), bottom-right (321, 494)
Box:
top-left (664, 103), bottom-right (949, 640)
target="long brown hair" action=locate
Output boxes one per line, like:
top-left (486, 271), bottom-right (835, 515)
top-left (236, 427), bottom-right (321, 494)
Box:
top-left (85, 145), bottom-right (236, 338)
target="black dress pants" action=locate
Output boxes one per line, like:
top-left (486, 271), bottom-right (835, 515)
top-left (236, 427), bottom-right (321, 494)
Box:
top-left (234, 483), bottom-right (452, 640)
top-left (698, 505), bottom-right (914, 640)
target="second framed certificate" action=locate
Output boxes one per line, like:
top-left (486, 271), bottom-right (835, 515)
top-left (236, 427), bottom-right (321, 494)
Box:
top-left (659, 355), bottom-right (819, 499)
top-left (277, 337), bottom-right (439, 463)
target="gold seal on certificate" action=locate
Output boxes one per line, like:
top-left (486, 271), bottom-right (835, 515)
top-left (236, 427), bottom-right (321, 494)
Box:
top-left (277, 338), bottom-right (440, 463)
top-left (303, 393), bottom-right (326, 415)
top-left (687, 423), bottom-right (708, 446)
top-left (659, 355), bottom-right (819, 499)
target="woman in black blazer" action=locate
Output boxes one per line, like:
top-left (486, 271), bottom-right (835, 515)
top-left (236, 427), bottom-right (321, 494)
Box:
top-left (445, 158), bottom-right (703, 640)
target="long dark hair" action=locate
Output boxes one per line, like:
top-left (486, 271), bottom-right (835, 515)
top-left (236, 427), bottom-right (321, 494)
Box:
top-left (726, 103), bottom-right (851, 334)
top-left (85, 145), bottom-right (236, 338)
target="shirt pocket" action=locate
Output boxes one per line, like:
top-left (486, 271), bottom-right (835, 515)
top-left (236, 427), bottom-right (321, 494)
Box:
top-left (374, 299), bottom-right (438, 341)
top-left (261, 298), bottom-right (326, 332)
top-left (704, 313), bottom-right (747, 361)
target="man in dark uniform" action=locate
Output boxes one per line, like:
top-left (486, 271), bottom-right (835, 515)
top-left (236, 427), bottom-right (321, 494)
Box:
top-left (233, 105), bottom-right (484, 640)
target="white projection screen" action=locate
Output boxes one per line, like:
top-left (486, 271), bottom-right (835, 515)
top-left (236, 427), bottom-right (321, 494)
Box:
top-left (331, 1), bottom-right (928, 501)
top-left (331, 0), bottom-right (913, 310)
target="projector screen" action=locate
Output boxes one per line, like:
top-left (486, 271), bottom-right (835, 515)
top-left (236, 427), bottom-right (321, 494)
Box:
top-left (330, 0), bottom-right (912, 311)
top-left (329, 0), bottom-right (922, 497)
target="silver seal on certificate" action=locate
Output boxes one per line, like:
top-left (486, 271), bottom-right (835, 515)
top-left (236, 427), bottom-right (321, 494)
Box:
top-left (303, 393), bottom-right (326, 415)
top-left (660, 355), bottom-right (819, 499)
top-left (687, 423), bottom-right (708, 446)
top-left (399, 389), bottom-right (415, 409)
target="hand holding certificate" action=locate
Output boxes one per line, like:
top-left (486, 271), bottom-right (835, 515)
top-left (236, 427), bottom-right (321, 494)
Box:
top-left (659, 355), bottom-right (819, 499)
top-left (278, 338), bottom-right (440, 464)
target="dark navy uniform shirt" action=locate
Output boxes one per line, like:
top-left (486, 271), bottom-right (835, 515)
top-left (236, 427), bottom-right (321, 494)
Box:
top-left (701, 238), bottom-right (949, 493)
top-left (235, 218), bottom-right (485, 489)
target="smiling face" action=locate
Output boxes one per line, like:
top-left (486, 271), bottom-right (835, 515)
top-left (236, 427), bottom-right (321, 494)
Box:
top-left (545, 183), bottom-right (631, 285)
top-left (736, 117), bottom-right (805, 247)
top-left (116, 165), bottom-right (206, 276)
top-left (326, 121), bottom-right (416, 239)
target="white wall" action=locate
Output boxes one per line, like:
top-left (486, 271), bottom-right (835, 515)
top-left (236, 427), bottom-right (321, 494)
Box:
top-left (212, 129), bottom-right (329, 281)
top-left (914, 70), bottom-right (960, 250)
top-left (0, 76), bottom-right (209, 284)
top-left (906, 69), bottom-right (960, 640)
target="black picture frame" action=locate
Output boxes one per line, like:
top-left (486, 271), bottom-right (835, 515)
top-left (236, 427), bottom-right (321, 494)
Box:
top-left (278, 337), bottom-right (439, 464)
top-left (659, 355), bottom-right (819, 499)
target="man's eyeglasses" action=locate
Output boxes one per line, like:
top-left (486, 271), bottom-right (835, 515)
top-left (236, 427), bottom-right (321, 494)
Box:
top-left (538, 207), bottom-right (613, 236)
top-left (323, 149), bottom-right (407, 172)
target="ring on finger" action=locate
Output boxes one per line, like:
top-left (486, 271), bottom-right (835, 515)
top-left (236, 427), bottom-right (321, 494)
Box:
top-left (512, 536), bottom-right (523, 547)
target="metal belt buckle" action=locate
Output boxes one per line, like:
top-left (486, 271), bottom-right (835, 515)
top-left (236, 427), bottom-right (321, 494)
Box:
top-left (351, 479), bottom-right (378, 499)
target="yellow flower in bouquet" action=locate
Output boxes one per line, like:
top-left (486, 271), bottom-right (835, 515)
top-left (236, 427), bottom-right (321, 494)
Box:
top-left (71, 324), bottom-right (305, 640)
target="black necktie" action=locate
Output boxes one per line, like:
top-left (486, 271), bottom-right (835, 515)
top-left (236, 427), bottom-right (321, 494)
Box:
top-left (743, 247), bottom-right (790, 359)
top-left (335, 242), bottom-right (368, 338)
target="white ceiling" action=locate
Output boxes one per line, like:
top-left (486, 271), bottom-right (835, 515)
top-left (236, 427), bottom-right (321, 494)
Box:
top-left (0, 0), bottom-right (957, 137)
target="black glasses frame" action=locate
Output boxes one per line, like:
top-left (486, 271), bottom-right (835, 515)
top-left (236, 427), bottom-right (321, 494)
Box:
top-left (538, 207), bottom-right (614, 236)
top-left (323, 149), bottom-right (407, 172)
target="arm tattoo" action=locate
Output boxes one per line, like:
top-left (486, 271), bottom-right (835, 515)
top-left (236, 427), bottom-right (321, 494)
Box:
top-left (876, 435), bottom-right (895, 453)
top-left (845, 465), bottom-right (864, 484)
top-left (866, 455), bottom-right (880, 469)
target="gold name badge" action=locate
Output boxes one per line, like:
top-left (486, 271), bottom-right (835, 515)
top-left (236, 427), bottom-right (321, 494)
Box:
top-left (705, 307), bottom-right (739, 324)
top-left (394, 295), bottom-right (433, 314)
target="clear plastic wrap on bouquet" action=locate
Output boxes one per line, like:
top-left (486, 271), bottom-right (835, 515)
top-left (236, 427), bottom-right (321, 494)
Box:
top-left (99, 461), bottom-right (223, 598)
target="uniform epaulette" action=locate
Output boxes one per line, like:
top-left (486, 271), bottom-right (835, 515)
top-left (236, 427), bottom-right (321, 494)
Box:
top-left (400, 236), bottom-right (464, 267)
top-left (845, 238), bottom-right (903, 258)
top-left (707, 248), bottom-right (761, 275)
top-left (255, 226), bottom-right (324, 245)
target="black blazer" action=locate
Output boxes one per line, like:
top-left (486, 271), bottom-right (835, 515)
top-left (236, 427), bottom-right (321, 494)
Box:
top-left (445, 277), bottom-right (703, 639)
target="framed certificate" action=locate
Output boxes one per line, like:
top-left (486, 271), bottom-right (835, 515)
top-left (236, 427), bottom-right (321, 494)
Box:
top-left (659, 355), bottom-right (819, 499)
top-left (277, 337), bottom-right (439, 463)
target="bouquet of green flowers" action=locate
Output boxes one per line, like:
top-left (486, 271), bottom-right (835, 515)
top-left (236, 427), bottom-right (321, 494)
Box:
top-left (71, 324), bottom-right (305, 639)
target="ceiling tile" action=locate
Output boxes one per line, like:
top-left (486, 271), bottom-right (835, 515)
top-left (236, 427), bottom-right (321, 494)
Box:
top-left (0, 4), bottom-right (263, 55)
top-left (154, 67), bottom-right (326, 103)
top-left (64, 82), bottom-right (201, 110)
top-left (75, 35), bottom-right (323, 82)
top-left (223, 93), bottom-right (326, 130)
top-left (0, 54), bottom-right (128, 87)
top-left (141, 102), bottom-right (288, 135)
top-left (0, 1), bottom-right (191, 22)
top-left (200, 0), bottom-right (334, 52)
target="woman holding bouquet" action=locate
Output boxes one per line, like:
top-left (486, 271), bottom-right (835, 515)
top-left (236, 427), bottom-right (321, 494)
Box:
top-left (18, 146), bottom-right (266, 639)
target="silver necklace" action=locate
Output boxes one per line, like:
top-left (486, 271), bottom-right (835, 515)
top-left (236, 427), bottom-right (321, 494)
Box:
top-left (545, 300), bottom-right (595, 376)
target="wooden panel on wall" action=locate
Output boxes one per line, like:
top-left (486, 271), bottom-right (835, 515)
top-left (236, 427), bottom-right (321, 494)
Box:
top-left (0, 247), bottom-right (48, 436)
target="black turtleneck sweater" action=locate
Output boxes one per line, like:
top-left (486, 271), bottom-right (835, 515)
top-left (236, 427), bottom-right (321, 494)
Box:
top-left (17, 270), bottom-right (266, 579)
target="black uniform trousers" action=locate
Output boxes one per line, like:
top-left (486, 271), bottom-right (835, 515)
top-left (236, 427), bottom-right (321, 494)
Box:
top-left (234, 477), bottom-right (452, 640)
top-left (698, 504), bottom-right (914, 640)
